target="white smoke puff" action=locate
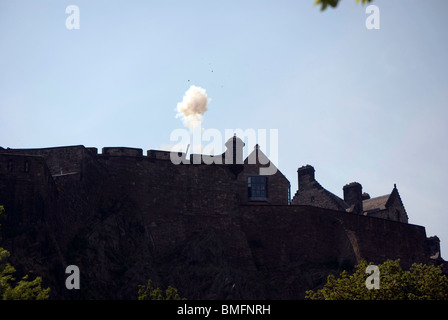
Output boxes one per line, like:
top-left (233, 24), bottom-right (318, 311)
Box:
top-left (176, 85), bottom-right (211, 129)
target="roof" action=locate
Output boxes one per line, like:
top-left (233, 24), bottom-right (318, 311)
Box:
top-left (245, 145), bottom-right (282, 177)
top-left (324, 189), bottom-right (350, 211)
top-left (362, 194), bottom-right (390, 212)
top-left (296, 178), bottom-right (349, 211)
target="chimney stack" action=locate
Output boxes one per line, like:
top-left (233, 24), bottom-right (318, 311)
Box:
top-left (297, 165), bottom-right (315, 190)
top-left (343, 182), bottom-right (363, 214)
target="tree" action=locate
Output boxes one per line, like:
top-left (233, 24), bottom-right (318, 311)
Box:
top-left (306, 259), bottom-right (448, 300)
top-left (314, 0), bottom-right (374, 11)
top-left (0, 206), bottom-right (50, 300)
top-left (137, 279), bottom-right (185, 300)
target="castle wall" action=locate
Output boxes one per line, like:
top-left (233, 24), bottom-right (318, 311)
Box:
top-left (2, 146), bottom-right (109, 242)
top-left (242, 205), bottom-right (429, 266)
top-left (4, 146), bottom-right (89, 175)
top-left (94, 155), bottom-right (242, 254)
top-left (240, 204), bottom-right (430, 298)
top-left (0, 153), bottom-right (63, 295)
top-left (0, 153), bottom-right (58, 227)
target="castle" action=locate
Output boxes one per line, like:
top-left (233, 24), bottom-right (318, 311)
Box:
top-left (0, 136), bottom-right (445, 299)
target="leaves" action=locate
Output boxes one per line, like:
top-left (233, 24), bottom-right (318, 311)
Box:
top-left (306, 259), bottom-right (448, 300)
top-left (2, 275), bottom-right (50, 300)
top-left (314, 0), bottom-right (374, 11)
top-left (0, 205), bottom-right (50, 300)
top-left (314, 0), bottom-right (339, 11)
top-left (138, 279), bottom-right (186, 300)
top-left (0, 247), bottom-right (50, 300)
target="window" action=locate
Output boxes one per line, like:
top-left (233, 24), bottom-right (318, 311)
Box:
top-left (248, 176), bottom-right (268, 201)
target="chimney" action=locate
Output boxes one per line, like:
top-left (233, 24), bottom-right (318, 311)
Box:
top-left (297, 165), bottom-right (315, 190)
top-left (343, 182), bottom-right (363, 214)
top-left (225, 134), bottom-right (245, 164)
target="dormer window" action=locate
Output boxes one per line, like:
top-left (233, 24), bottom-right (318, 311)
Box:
top-left (248, 176), bottom-right (268, 201)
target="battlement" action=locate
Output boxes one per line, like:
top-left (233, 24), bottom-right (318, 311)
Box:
top-left (1, 145), bottom-right (88, 176)
top-left (147, 149), bottom-right (186, 161)
top-left (86, 147), bottom-right (98, 155)
top-left (99, 147), bottom-right (188, 162)
top-left (102, 147), bottom-right (143, 157)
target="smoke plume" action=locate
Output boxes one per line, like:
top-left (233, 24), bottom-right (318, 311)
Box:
top-left (176, 85), bottom-right (210, 129)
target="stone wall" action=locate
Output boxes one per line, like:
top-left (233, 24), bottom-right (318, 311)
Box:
top-left (240, 205), bottom-right (431, 298)
top-left (0, 153), bottom-right (58, 228)
top-left (0, 153), bottom-right (63, 296)
top-left (4, 145), bottom-right (90, 175)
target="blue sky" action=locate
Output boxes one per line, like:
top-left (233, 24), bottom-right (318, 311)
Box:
top-left (1, 0), bottom-right (448, 256)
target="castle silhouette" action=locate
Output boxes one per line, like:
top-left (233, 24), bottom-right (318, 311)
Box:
top-left (0, 136), bottom-right (445, 299)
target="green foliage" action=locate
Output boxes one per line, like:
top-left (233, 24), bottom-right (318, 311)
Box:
top-left (0, 245), bottom-right (50, 300)
top-left (0, 205), bottom-right (50, 300)
top-left (314, 0), bottom-right (374, 11)
top-left (306, 259), bottom-right (448, 300)
top-left (138, 279), bottom-right (186, 300)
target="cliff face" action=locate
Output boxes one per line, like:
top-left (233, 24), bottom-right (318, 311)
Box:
top-left (0, 146), bottom-right (443, 299)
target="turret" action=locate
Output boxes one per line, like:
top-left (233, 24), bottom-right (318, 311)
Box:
top-left (224, 134), bottom-right (245, 164)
